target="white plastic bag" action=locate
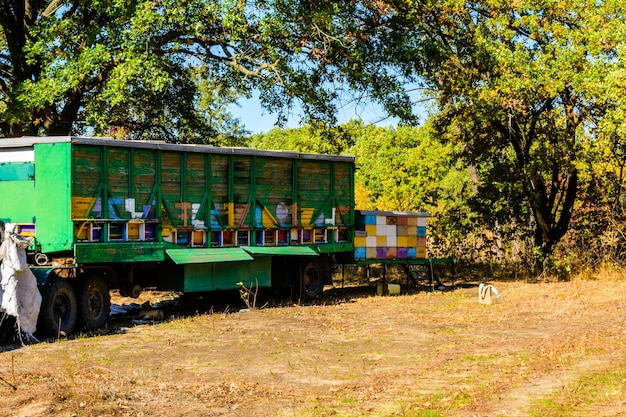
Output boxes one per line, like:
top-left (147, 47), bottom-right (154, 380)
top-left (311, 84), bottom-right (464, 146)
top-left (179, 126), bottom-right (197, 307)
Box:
top-left (478, 283), bottom-right (502, 305)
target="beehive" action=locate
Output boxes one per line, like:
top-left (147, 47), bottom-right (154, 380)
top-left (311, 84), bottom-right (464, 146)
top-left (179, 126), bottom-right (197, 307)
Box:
top-left (353, 210), bottom-right (430, 260)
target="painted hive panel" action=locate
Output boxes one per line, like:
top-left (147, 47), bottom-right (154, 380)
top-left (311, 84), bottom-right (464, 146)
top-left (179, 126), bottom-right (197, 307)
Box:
top-left (255, 157), bottom-right (292, 228)
top-left (161, 151), bottom-right (183, 227)
top-left (232, 156), bottom-right (251, 228)
top-left (334, 163), bottom-right (353, 226)
top-left (106, 148), bottom-right (131, 219)
top-left (186, 153), bottom-right (206, 202)
top-left (72, 146), bottom-right (101, 198)
top-left (297, 160), bottom-right (330, 227)
top-left (353, 210), bottom-right (430, 260)
top-left (133, 149), bottom-right (157, 218)
top-left (107, 148), bottom-right (129, 198)
top-left (185, 153), bottom-right (208, 230)
top-left (210, 154), bottom-right (229, 229)
top-left (72, 146), bottom-right (102, 219)
top-left (60, 140), bottom-right (356, 249)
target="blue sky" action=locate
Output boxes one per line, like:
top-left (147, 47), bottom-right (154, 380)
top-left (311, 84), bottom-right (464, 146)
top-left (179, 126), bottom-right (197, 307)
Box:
top-left (229, 90), bottom-right (431, 134)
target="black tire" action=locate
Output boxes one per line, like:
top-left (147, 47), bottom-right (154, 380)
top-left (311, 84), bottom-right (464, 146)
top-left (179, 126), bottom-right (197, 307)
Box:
top-left (301, 260), bottom-right (324, 300)
top-left (37, 279), bottom-right (77, 338)
top-left (77, 274), bottom-right (111, 331)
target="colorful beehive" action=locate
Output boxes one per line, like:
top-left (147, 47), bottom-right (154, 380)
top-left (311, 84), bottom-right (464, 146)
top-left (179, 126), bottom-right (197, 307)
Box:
top-left (353, 210), bottom-right (430, 260)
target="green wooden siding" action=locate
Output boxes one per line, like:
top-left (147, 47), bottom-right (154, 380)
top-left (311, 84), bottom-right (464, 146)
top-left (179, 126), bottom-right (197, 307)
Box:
top-left (34, 142), bottom-right (73, 253)
top-left (133, 148), bottom-right (157, 218)
top-left (183, 255), bottom-right (272, 292)
top-left (0, 139), bottom-right (353, 262)
top-left (167, 247), bottom-right (253, 264)
top-left (0, 180), bottom-right (35, 224)
top-left (75, 242), bottom-right (168, 263)
top-left (63, 145), bottom-right (353, 251)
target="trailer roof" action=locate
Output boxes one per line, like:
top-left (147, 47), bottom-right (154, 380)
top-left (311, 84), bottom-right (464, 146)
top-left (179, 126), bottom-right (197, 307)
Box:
top-left (357, 210), bottom-right (431, 217)
top-left (0, 136), bottom-right (355, 163)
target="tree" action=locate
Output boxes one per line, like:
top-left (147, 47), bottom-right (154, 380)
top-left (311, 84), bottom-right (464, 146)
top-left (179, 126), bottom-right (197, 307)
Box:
top-left (247, 119), bottom-right (358, 155)
top-left (348, 123), bottom-right (457, 212)
top-left (0, 0), bottom-right (418, 140)
top-left (385, 0), bottom-right (626, 258)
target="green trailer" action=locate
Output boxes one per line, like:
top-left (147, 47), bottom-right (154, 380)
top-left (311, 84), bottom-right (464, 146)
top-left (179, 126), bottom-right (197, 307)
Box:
top-left (0, 136), bottom-right (355, 336)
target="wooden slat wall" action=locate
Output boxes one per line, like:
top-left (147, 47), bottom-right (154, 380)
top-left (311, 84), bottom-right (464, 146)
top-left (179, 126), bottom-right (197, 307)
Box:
top-left (72, 146), bottom-right (102, 201)
top-left (297, 160), bottom-right (330, 226)
top-left (334, 163), bottom-right (353, 226)
top-left (133, 149), bottom-right (156, 218)
top-left (71, 142), bottom-right (355, 245)
top-left (186, 153), bottom-right (207, 222)
top-left (161, 151), bottom-right (182, 223)
top-left (256, 157), bottom-right (292, 225)
top-left (233, 156), bottom-right (251, 227)
top-left (210, 154), bottom-right (229, 227)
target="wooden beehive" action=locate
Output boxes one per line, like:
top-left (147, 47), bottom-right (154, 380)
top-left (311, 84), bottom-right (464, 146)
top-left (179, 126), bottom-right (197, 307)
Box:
top-left (353, 210), bottom-right (430, 261)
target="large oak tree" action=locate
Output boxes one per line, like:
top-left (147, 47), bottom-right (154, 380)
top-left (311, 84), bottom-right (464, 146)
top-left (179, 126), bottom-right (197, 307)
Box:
top-left (386, 0), bottom-right (626, 257)
top-left (0, 0), bottom-right (418, 140)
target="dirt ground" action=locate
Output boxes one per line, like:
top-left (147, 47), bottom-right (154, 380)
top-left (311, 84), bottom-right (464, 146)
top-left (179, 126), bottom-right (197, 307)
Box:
top-left (1, 272), bottom-right (626, 417)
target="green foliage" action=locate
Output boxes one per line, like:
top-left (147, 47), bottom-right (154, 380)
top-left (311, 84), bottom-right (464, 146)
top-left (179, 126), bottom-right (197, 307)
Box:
top-left (0, 1), bottom-right (418, 140)
top-left (349, 122), bottom-right (458, 212)
top-left (247, 120), bottom-right (358, 154)
top-left (390, 0), bottom-right (626, 260)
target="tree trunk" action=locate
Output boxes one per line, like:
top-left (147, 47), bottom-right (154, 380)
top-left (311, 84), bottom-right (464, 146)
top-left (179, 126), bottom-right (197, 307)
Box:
top-left (531, 169), bottom-right (578, 257)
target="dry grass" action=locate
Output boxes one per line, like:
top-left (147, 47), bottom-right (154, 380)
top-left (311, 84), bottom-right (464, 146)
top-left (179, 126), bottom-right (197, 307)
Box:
top-left (2, 273), bottom-right (626, 416)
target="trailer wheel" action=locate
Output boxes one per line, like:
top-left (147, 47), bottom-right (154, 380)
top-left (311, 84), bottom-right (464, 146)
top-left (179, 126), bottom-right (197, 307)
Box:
top-left (301, 260), bottom-right (324, 300)
top-left (37, 279), bottom-right (77, 338)
top-left (77, 274), bottom-right (111, 331)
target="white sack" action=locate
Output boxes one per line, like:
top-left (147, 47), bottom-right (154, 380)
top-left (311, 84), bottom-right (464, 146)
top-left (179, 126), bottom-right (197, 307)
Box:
top-left (0, 230), bottom-right (42, 339)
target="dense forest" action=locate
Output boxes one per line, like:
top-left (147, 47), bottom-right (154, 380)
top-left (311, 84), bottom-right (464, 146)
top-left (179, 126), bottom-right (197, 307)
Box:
top-left (1, 1), bottom-right (626, 277)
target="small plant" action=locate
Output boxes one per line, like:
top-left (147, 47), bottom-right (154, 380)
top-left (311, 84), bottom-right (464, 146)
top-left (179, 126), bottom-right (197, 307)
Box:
top-left (236, 279), bottom-right (259, 310)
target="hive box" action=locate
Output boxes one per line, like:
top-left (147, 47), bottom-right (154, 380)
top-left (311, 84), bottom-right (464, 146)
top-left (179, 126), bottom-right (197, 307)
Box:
top-left (353, 210), bottom-right (430, 260)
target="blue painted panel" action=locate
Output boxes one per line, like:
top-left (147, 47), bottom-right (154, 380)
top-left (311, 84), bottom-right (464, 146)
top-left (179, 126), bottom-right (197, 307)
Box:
top-left (354, 247), bottom-right (366, 259)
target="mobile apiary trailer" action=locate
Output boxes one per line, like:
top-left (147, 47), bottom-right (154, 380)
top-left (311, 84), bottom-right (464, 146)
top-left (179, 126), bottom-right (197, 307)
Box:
top-left (0, 136), bottom-right (434, 337)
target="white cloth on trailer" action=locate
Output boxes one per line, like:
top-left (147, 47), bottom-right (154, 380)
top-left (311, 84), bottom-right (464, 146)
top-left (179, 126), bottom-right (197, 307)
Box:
top-left (0, 229), bottom-right (42, 338)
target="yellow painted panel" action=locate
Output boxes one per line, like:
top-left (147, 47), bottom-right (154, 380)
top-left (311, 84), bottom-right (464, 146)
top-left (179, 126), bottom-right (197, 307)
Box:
top-left (227, 202), bottom-right (235, 228)
top-left (301, 208), bottom-right (314, 226)
top-left (193, 230), bottom-right (205, 245)
top-left (376, 236), bottom-right (387, 246)
top-left (407, 236), bottom-right (417, 247)
top-left (354, 236), bottom-right (367, 247)
top-left (262, 207), bottom-right (277, 228)
top-left (365, 225), bottom-right (377, 236)
top-left (71, 196), bottom-right (96, 219)
top-left (398, 236), bottom-right (409, 247)
top-left (127, 223), bottom-right (140, 240)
